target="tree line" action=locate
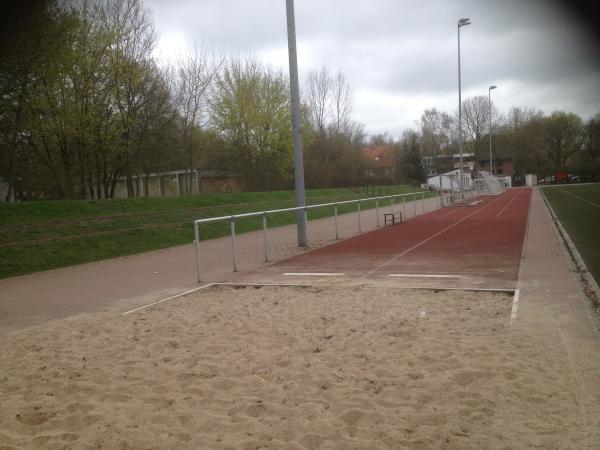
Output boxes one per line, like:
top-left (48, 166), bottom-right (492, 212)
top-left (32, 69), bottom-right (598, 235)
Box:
top-left (388, 101), bottom-right (600, 185)
top-left (1, 0), bottom-right (598, 202)
top-left (0, 0), bottom-right (368, 201)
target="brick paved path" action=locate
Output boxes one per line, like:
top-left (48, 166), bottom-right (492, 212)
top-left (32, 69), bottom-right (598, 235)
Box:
top-left (508, 187), bottom-right (600, 446)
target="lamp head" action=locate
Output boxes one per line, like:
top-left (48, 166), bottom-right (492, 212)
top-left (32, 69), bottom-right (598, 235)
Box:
top-left (458, 18), bottom-right (471, 27)
top-left (489, 85), bottom-right (497, 91)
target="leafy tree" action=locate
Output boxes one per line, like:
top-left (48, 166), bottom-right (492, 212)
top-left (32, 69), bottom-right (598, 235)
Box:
top-left (541, 111), bottom-right (583, 172)
top-left (500, 107), bottom-right (546, 180)
top-left (0, 0), bottom-right (171, 199)
top-left (0, 0), bottom-right (77, 200)
top-left (402, 130), bottom-right (425, 182)
top-left (210, 57), bottom-right (293, 190)
top-left (582, 112), bottom-right (600, 180)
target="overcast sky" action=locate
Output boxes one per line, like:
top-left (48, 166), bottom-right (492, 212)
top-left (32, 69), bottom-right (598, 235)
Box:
top-left (145, 0), bottom-right (600, 139)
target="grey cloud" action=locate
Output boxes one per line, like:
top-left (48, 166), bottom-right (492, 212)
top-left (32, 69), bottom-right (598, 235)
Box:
top-left (145, 0), bottom-right (600, 133)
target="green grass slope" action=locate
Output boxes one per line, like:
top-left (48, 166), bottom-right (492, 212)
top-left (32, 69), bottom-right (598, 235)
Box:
top-left (542, 184), bottom-right (600, 285)
top-left (0, 185), bottom-right (429, 278)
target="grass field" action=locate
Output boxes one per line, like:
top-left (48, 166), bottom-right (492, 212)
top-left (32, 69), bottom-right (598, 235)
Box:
top-left (0, 185), bottom-right (430, 279)
top-left (541, 183), bottom-right (600, 285)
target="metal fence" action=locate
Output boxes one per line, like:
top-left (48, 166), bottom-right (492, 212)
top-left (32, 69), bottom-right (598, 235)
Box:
top-left (193, 190), bottom-right (446, 282)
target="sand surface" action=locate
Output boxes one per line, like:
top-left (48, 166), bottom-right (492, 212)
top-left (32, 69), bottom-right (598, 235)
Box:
top-left (1, 285), bottom-right (598, 449)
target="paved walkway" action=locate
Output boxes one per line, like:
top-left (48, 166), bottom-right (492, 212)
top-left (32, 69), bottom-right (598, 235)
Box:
top-left (0, 196), bottom-right (440, 334)
top-left (509, 187), bottom-right (600, 445)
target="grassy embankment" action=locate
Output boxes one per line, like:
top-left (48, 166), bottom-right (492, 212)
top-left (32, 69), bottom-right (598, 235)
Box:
top-left (0, 185), bottom-right (432, 278)
top-left (541, 183), bottom-right (600, 285)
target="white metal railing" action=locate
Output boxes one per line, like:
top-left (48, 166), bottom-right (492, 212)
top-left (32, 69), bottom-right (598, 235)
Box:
top-left (193, 190), bottom-right (440, 282)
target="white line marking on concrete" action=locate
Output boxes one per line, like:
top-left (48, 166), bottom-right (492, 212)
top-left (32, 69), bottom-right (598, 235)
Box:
top-left (283, 272), bottom-right (346, 276)
top-left (362, 192), bottom-right (508, 278)
top-left (212, 283), bottom-right (515, 294)
top-left (388, 286), bottom-right (516, 293)
top-left (510, 288), bottom-right (520, 324)
top-left (388, 274), bottom-right (462, 278)
top-left (121, 284), bottom-right (214, 315)
top-left (212, 282), bottom-right (312, 288)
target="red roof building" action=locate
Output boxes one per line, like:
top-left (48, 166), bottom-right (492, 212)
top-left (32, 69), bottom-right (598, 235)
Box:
top-left (362, 145), bottom-right (395, 178)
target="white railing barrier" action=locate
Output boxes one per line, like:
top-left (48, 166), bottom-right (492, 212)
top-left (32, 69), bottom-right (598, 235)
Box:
top-left (193, 191), bottom-right (432, 282)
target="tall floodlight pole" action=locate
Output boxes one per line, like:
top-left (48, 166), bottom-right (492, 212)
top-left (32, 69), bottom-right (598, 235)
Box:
top-left (457, 18), bottom-right (471, 196)
top-left (488, 85), bottom-right (497, 174)
top-left (286, 0), bottom-right (307, 247)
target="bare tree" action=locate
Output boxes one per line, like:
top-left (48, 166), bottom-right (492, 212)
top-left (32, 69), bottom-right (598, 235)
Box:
top-left (460, 96), bottom-right (489, 144)
top-left (175, 43), bottom-right (223, 194)
top-left (304, 67), bottom-right (352, 136)
top-left (331, 71), bottom-right (352, 135)
top-left (305, 67), bottom-right (331, 135)
top-left (420, 108), bottom-right (453, 174)
top-left (459, 95), bottom-right (503, 162)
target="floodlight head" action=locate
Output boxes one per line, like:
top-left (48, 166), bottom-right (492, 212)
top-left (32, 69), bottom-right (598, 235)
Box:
top-left (458, 18), bottom-right (471, 27)
top-left (489, 85), bottom-right (497, 90)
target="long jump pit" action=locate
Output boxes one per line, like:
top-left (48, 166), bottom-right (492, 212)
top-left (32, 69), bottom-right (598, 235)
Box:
top-left (1, 188), bottom-right (600, 449)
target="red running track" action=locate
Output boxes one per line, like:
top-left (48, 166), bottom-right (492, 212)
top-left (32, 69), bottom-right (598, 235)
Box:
top-left (261, 188), bottom-right (532, 287)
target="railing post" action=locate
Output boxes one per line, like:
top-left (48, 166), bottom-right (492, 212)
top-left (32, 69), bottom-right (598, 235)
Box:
top-left (230, 217), bottom-right (238, 272)
top-left (422, 191), bottom-right (425, 214)
top-left (402, 195), bottom-right (406, 220)
top-left (357, 200), bottom-right (362, 233)
top-left (376, 199), bottom-right (380, 227)
top-left (334, 203), bottom-right (339, 240)
top-left (262, 213), bottom-right (269, 262)
top-left (194, 222), bottom-right (202, 283)
top-left (304, 206), bottom-right (309, 244)
top-left (413, 193), bottom-right (417, 217)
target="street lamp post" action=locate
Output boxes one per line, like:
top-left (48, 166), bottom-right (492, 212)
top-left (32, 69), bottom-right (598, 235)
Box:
top-left (457, 18), bottom-right (471, 197)
top-left (488, 85), bottom-right (497, 174)
top-left (285, 0), bottom-right (307, 247)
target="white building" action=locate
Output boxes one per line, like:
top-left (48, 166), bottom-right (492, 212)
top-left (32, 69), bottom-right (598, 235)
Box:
top-left (426, 170), bottom-right (472, 191)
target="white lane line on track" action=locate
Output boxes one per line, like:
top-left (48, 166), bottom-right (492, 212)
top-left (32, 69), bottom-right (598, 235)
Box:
top-left (121, 284), bottom-right (214, 315)
top-left (436, 206), bottom-right (466, 219)
top-left (510, 288), bottom-right (520, 324)
top-left (283, 272), bottom-right (346, 276)
top-left (496, 190), bottom-right (521, 217)
top-left (361, 192), bottom-right (510, 279)
top-left (388, 274), bottom-right (462, 278)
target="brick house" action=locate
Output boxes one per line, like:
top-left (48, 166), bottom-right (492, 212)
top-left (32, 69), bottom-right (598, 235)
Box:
top-left (475, 158), bottom-right (514, 177)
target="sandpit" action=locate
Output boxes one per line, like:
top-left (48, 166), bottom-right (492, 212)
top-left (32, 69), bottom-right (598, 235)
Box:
top-left (0, 285), bottom-right (595, 449)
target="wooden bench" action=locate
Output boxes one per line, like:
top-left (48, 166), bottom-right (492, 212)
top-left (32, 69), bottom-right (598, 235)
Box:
top-left (384, 211), bottom-right (403, 226)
